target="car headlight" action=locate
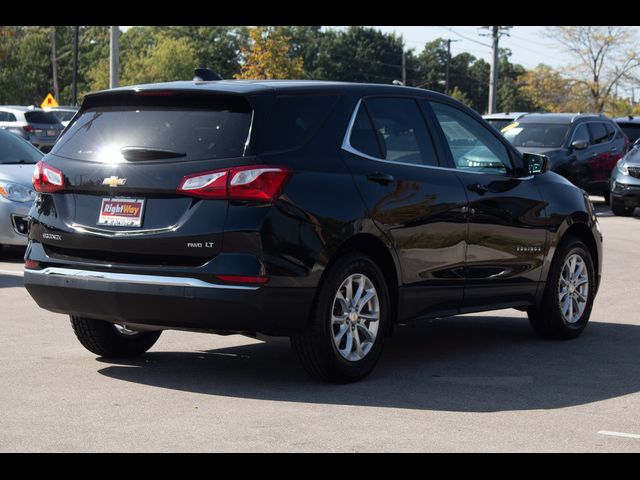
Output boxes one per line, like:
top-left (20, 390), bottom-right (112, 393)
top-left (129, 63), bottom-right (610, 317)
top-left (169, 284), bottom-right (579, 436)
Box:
top-left (617, 160), bottom-right (629, 175)
top-left (0, 180), bottom-right (37, 202)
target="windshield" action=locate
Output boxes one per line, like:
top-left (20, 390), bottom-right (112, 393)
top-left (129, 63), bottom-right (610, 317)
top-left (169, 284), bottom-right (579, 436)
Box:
top-left (0, 130), bottom-right (44, 164)
top-left (485, 119), bottom-right (514, 132)
top-left (52, 110), bottom-right (77, 122)
top-left (502, 123), bottom-right (570, 148)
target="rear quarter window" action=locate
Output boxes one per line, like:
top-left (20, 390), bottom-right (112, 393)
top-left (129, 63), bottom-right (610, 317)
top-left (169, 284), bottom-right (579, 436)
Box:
top-left (254, 94), bottom-right (340, 153)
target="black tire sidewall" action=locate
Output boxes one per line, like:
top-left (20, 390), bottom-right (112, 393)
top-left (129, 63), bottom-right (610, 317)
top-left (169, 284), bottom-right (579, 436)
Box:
top-left (545, 241), bottom-right (596, 336)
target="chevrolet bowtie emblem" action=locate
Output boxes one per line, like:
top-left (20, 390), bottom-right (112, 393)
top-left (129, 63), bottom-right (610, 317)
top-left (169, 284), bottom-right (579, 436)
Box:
top-left (102, 176), bottom-right (126, 187)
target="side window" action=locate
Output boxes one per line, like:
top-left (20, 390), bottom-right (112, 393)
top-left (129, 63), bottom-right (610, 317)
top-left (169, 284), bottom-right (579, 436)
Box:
top-left (604, 122), bottom-right (617, 141)
top-left (572, 124), bottom-right (591, 144)
top-left (364, 97), bottom-right (439, 166)
top-left (588, 122), bottom-right (609, 144)
top-left (7, 113), bottom-right (16, 122)
top-left (0, 112), bottom-right (7, 122)
top-left (348, 103), bottom-right (382, 158)
top-left (429, 101), bottom-right (513, 175)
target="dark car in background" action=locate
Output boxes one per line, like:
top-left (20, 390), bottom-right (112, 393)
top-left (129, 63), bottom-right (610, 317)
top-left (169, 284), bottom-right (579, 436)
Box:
top-left (0, 106), bottom-right (65, 152)
top-left (482, 112), bottom-right (529, 132)
top-left (502, 113), bottom-right (628, 200)
top-left (23, 80), bottom-right (602, 383)
top-left (44, 106), bottom-right (79, 128)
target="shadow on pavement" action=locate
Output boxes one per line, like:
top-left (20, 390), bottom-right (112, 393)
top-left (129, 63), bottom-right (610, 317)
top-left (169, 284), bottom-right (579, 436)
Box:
top-left (97, 315), bottom-right (640, 412)
top-left (0, 246), bottom-right (26, 263)
top-left (0, 274), bottom-right (24, 288)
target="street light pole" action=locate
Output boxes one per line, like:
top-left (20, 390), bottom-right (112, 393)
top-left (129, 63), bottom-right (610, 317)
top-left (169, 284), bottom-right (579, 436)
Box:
top-left (109, 26), bottom-right (119, 89)
top-left (72, 26), bottom-right (79, 106)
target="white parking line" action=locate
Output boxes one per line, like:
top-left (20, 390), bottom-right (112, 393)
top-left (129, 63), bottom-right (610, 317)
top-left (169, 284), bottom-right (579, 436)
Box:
top-left (0, 269), bottom-right (24, 277)
top-left (598, 431), bottom-right (640, 439)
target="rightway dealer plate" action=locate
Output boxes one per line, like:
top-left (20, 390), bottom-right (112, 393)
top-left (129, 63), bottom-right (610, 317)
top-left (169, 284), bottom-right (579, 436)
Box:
top-left (97, 198), bottom-right (145, 227)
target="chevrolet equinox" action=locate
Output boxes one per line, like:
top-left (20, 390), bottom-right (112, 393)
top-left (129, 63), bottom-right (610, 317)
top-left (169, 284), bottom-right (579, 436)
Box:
top-left (23, 80), bottom-right (603, 383)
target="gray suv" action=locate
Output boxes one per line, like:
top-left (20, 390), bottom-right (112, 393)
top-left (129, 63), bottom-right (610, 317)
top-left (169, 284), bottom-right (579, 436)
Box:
top-left (0, 106), bottom-right (65, 152)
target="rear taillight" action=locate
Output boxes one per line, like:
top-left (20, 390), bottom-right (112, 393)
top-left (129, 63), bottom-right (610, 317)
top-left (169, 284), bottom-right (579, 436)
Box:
top-left (177, 165), bottom-right (291, 202)
top-left (32, 161), bottom-right (65, 193)
top-left (23, 125), bottom-right (34, 133)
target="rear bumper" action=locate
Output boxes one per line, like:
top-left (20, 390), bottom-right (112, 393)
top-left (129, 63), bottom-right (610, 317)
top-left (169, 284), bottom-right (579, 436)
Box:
top-left (24, 267), bottom-right (314, 335)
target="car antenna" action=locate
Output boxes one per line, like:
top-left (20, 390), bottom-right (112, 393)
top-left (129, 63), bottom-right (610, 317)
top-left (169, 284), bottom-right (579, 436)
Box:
top-left (194, 68), bottom-right (223, 81)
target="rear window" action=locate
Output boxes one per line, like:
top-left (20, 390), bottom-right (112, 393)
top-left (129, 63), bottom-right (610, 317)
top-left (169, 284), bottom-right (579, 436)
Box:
top-left (24, 111), bottom-right (61, 124)
top-left (51, 93), bottom-right (253, 162)
top-left (254, 94), bottom-right (339, 152)
top-left (52, 110), bottom-right (77, 122)
top-left (618, 123), bottom-right (640, 142)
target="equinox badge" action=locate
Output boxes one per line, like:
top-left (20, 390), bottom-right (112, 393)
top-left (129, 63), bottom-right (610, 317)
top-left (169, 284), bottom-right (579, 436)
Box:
top-left (102, 176), bottom-right (127, 187)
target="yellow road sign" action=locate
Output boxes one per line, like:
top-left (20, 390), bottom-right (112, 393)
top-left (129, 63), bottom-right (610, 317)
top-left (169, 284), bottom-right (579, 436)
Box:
top-left (41, 93), bottom-right (59, 109)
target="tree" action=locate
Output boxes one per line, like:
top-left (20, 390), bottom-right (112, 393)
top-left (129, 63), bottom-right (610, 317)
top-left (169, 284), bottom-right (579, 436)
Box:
top-left (548, 26), bottom-right (640, 112)
top-left (313, 27), bottom-right (405, 84)
top-left (517, 64), bottom-right (588, 112)
top-left (235, 26), bottom-right (303, 80)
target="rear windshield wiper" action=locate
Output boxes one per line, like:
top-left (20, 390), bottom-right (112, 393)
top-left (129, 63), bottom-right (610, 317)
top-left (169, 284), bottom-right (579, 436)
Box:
top-left (120, 146), bottom-right (187, 161)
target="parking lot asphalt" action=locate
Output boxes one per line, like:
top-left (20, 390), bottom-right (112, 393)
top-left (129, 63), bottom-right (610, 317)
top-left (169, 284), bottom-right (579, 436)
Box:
top-left (1, 198), bottom-right (639, 452)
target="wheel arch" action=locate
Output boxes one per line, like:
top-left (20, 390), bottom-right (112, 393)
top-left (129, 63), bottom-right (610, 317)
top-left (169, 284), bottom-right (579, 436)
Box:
top-left (316, 233), bottom-right (401, 332)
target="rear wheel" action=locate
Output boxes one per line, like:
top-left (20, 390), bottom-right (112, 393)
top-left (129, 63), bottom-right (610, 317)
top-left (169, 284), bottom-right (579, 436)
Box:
top-left (70, 316), bottom-right (162, 358)
top-left (528, 237), bottom-right (595, 339)
top-left (291, 254), bottom-right (390, 383)
top-left (611, 199), bottom-right (634, 216)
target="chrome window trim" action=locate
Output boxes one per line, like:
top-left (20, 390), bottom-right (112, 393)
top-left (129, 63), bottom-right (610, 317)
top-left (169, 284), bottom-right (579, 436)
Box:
top-left (341, 98), bottom-right (530, 179)
top-left (26, 267), bottom-right (260, 291)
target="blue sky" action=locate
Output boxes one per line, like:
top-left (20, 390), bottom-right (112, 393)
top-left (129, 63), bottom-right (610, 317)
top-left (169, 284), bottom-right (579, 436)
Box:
top-left (367, 26), bottom-right (573, 69)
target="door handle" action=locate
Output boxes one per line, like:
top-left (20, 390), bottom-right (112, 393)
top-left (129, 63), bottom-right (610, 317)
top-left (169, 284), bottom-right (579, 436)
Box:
top-left (366, 172), bottom-right (395, 185)
top-left (467, 183), bottom-right (489, 194)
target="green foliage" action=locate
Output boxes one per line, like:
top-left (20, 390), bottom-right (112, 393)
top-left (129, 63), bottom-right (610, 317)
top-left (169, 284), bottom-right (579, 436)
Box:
top-left (235, 26), bottom-right (304, 80)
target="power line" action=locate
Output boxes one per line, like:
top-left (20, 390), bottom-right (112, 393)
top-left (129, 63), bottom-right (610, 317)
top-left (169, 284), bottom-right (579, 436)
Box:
top-left (436, 26), bottom-right (491, 48)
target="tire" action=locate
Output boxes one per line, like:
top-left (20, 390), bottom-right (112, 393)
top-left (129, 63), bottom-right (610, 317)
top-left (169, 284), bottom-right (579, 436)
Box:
top-left (291, 253), bottom-right (391, 383)
top-left (70, 316), bottom-right (162, 358)
top-left (528, 237), bottom-right (596, 339)
top-left (611, 199), bottom-right (634, 216)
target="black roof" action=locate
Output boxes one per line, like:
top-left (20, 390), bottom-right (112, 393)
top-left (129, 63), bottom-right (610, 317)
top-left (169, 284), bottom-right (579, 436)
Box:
top-left (86, 79), bottom-right (444, 99)
top-left (516, 113), bottom-right (608, 125)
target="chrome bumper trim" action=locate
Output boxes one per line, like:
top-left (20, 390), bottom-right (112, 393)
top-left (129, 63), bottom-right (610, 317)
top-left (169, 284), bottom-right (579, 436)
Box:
top-left (26, 267), bottom-right (260, 291)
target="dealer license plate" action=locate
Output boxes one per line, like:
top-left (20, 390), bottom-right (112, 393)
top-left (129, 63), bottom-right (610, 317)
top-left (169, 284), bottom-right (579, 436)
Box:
top-left (97, 198), bottom-right (145, 227)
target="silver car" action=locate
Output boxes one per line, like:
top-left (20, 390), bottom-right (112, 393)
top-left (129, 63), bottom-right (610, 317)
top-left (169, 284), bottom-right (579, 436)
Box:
top-left (611, 140), bottom-right (640, 216)
top-left (0, 129), bottom-right (42, 249)
top-left (0, 105), bottom-right (65, 152)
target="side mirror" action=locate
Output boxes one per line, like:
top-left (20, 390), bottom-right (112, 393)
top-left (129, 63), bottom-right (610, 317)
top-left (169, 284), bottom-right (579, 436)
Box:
top-left (571, 139), bottom-right (589, 150)
top-left (523, 152), bottom-right (549, 175)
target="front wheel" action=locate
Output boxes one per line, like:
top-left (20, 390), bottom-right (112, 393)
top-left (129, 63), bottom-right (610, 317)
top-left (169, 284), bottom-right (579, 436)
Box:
top-left (291, 253), bottom-right (390, 383)
top-left (70, 316), bottom-right (162, 358)
top-left (528, 237), bottom-right (596, 339)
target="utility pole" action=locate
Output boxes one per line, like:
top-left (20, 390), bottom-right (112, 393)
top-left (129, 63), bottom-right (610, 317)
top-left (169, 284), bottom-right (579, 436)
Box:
top-left (72, 26), bottom-right (79, 106)
top-left (402, 51), bottom-right (406, 86)
top-left (445, 39), bottom-right (459, 95)
top-left (482, 26), bottom-right (511, 114)
top-left (51, 26), bottom-right (59, 101)
top-left (109, 26), bottom-right (119, 89)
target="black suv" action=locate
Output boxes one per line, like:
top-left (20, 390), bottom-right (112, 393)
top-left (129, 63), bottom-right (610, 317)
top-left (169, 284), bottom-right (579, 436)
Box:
top-left (502, 113), bottom-right (628, 200)
top-left (24, 80), bottom-right (602, 383)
